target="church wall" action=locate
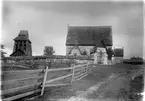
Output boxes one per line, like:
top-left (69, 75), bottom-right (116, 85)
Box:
top-left (112, 57), bottom-right (123, 64)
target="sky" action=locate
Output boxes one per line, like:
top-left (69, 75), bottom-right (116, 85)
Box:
top-left (1, 0), bottom-right (144, 59)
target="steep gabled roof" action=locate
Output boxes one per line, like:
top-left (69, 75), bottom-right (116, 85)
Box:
top-left (66, 26), bottom-right (112, 46)
top-left (14, 30), bottom-right (31, 42)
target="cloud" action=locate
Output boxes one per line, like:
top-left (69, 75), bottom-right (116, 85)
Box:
top-left (2, 1), bottom-right (144, 58)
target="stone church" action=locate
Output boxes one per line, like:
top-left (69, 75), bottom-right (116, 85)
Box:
top-left (10, 30), bottom-right (32, 56)
top-left (66, 26), bottom-right (113, 64)
top-left (66, 26), bottom-right (113, 55)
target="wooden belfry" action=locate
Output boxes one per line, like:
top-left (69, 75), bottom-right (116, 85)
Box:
top-left (10, 30), bottom-right (32, 56)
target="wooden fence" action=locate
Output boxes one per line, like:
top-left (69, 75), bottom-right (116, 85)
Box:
top-left (1, 69), bottom-right (44, 101)
top-left (72, 64), bottom-right (91, 82)
top-left (1, 63), bottom-right (91, 101)
top-left (41, 63), bottom-right (91, 95)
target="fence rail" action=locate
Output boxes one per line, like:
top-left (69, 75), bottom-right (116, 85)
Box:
top-left (1, 62), bottom-right (91, 101)
top-left (1, 68), bottom-right (44, 100)
top-left (2, 89), bottom-right (41, 101)
top-left (2, 75), bottom-right (43, 85)
top-left (2, 83), bottom-right (41, 95)
top-left (72, 64), bottom-right (90, 82)
top-left (1, 69), bottom-right (43, 75)
top-left (41, 63), bottom-right (91, 95)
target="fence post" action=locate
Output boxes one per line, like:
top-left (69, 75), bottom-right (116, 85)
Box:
top-left (88, 64), bottom-right (91, 74)
top-left (41, 65), bottom-right (49, 96)
top-left (86, 64), bottom-right (89, 74)
top-left (71, 65), bottom-right (75, 83)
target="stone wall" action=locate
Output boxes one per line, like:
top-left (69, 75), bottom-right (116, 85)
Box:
top-left (3, 55), bottom-right (94, 67)
top-left (112, 57), bottom-right (123, 64)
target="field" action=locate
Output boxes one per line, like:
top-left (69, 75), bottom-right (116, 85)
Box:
top-left (1, 62), bottom-right (144, 101)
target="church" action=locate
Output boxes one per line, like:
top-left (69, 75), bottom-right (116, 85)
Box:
top-left (66, 26), bottom-right (113, 55)
top-left (66, 25), bottom-right (113, 64)
top-left (10, 30), bottom-right (32, 56)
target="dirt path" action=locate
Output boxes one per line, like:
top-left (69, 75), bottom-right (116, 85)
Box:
top-left (66, 65), bottom-right (143, 101)
top-left (36, 72), bottom-right (104, 101)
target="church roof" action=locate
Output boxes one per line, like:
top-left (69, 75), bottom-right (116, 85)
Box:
top-left (66, 26), bottom-right (112, 46)
top-left (14, 30), bottom-right (31, 42)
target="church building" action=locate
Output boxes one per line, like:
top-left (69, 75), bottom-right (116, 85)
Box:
top-left (66, 26), bottom-right (113, 56)
top-left (66, 25), bottom-right (113, 64)
top-left (10, 30), bottom-right (32, 56)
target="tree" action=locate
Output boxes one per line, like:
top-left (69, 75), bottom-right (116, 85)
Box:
top-left (107, 48), bottom-right (113, 60)
top-left (1, 44), bottom-right (6, 58)
top-left (43, 46), bottom-right (55, 56)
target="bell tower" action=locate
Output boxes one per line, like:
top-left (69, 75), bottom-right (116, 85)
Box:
top-left (10, 30), bottom-right (32, 56)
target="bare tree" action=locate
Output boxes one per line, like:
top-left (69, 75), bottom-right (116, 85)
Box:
top-left (43, 46), bottom-right (55, 56)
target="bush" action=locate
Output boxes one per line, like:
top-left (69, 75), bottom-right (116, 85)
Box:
top-left (123, 57), bottom-right (144, 65)
top-left (117, 88), bottom-right (143, 101)
top-left (130, 57), bottom-right (143, 60)
top-left (43, 46), bottom-right (55, 56)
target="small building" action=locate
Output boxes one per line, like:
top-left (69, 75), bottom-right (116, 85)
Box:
top-left (10, 30), bottom-right (32, 56)
top-left (112, 47), bottom-right (124, 64)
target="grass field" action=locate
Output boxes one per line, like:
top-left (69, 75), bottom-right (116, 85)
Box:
top-left (1, 62), bottom-right (71, 99)
top-left (2, 62), bottom-right (144, 101)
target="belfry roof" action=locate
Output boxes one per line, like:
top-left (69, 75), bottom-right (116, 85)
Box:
top-left (14, 30), bottom-right (31, 42)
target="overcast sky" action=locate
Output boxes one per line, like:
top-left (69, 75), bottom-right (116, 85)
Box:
top-left (2, 1), bottom-right (144, 59)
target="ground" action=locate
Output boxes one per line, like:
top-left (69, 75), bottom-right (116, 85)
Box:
top-left (30, 63), bottom-right (144, 101)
